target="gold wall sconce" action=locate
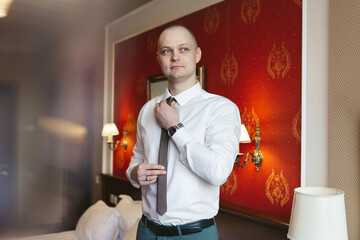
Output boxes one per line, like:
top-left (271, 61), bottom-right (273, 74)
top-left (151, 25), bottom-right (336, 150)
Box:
top-left (235, 124), bottom-right (263, 172)
top-left (102, 123), bottom-right (127, 151)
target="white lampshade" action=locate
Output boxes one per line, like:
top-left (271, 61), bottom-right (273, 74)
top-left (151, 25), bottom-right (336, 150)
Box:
top-left (102, 123), bottom-right (119, 136)
top-left (240, 124), bottom-right (251, 143)
top-left (102, 123), bottom-right (119, 143)
top-left (287, 187), bottom-right (348, 240)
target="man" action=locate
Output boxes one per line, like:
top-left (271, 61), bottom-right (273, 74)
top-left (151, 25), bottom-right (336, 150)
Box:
top-left (126, 25), bottom-right (241, 239)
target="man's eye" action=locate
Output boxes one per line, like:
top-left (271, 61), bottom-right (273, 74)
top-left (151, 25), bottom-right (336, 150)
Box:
top-left (161, 49), bottom-right (171, 54)
top-left (180, 48), bottom-right (189, 52)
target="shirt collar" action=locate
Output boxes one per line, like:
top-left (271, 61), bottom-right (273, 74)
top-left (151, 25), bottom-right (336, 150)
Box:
top-left (164, 82), bottom-right (202, 106)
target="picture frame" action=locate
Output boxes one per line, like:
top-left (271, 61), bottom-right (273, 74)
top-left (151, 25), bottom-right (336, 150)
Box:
top-left (146, 65), bottom-right (205, 101)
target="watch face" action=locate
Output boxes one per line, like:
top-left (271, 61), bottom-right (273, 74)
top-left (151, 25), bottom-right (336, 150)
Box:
top-left (168, 126), bottom-right (176, 137)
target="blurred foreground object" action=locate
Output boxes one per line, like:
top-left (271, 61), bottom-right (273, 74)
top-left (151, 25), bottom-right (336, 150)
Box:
top-left (0, 0), bottom-right (14, 17)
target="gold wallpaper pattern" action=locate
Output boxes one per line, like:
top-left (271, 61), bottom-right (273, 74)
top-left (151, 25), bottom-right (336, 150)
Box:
top-left (204, 6), bottom-right (220, 35)
top-left (265, 169), bottom-right (290, 207)
top-left (220, 52), bottom-right (239, 85)
top-left (241, 0), bottom-right (261, 24)
top-left (266, 42), bottom-right (291, 79)
top-left (292, 108), bottom-right (301, 143)
top-left (220, 170), bottom-right (238, 195)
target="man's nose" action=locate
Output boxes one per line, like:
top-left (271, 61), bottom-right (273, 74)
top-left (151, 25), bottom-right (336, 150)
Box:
top-left (171, 51), bottom-right (180, 61)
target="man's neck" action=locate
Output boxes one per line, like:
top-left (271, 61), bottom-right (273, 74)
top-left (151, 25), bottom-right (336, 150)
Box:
top-left (168, 78), bottom-right (197, 96)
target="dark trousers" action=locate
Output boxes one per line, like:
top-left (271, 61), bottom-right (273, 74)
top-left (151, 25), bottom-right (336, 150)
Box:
top-left (136, 216), bottom-right (219, 240)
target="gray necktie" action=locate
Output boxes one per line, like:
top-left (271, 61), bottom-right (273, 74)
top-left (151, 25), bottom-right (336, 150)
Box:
top-left (157, 96), bottom-right (176, 215)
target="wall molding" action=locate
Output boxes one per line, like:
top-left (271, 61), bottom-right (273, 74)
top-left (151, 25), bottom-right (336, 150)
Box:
top-left (102, 0), bottom-right (224, 174)
top-left (301, 0), bottom-right (329, 186)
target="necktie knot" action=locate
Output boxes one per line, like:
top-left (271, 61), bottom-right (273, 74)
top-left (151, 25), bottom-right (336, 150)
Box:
top-left (166, 96), bottom-right (176, 105)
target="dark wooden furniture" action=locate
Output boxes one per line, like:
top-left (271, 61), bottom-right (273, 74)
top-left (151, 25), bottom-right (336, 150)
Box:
top-left (100, 174), bottom-right (288, 240)
top-left (101, 174), bottom-right (141, 206)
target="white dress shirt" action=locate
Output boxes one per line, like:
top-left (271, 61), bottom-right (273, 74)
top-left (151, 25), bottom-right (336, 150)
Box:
top-left (126, 82), bottom-right (241, 225)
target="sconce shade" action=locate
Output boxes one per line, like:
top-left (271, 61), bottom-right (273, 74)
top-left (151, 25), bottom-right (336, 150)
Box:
top-left (102, 123), bottom-right (119, 137)
top-left (287, 187), bottom-right (348, 240)
top-left (240, 124), bottom-right (251, 143)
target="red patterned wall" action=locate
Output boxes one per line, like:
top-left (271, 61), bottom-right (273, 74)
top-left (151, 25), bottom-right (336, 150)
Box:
top-left (113, 0), bottom-right (302, 221)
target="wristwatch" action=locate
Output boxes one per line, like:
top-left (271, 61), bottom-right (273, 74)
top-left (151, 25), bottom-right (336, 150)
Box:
top-left (167, 123), bottom-right (184, 137)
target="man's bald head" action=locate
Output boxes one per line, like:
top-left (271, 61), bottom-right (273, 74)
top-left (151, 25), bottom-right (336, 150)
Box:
top-left (157, 25), bottom-right (198, 52)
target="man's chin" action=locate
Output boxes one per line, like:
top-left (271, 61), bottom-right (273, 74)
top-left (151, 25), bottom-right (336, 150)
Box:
top-left (167, 74), bottom-right (187, 82)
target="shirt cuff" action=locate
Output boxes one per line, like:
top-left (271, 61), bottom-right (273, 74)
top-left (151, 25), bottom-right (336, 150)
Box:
top-left (171, 127), bottom-right (191, 151)
top-left (126, 164), bottom-right (141, 189)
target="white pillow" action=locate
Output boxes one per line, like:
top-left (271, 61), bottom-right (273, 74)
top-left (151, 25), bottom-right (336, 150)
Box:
top-left (122, 218), bottom-right (140, 240)
top-left (115, 195), bottom-right (142, 239)
top-left (75, 200), bottom-right (120, 240)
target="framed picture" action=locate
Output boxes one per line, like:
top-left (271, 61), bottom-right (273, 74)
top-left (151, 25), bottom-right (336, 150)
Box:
top-left (146, 65), bottom-right (205, 101)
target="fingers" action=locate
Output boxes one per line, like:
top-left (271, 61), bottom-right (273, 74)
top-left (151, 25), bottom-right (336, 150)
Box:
top-left (143, 174), bottom-right (158, 184)
top-left (170, 101), bottom-right (176, 108)
top-left (140, 163), bottom-right (166, 171)
top-left (154, 100), bottom-right (180, 129)
top-left (135, 163), bottom-right (166, 186)
top-left (154, 101), bottom-right (165, 115)
top-left (144, 166), bottom-right (166, 176)
top-left (155, 100), bottom-right (169, 113)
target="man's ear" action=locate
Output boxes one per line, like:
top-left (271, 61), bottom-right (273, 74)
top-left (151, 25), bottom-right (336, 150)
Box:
top-left (196, 47), bottom-right (202, 63)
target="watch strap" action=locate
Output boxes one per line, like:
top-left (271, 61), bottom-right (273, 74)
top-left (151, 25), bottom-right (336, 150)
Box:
top-left (168, 123), bottom-right (184, 137)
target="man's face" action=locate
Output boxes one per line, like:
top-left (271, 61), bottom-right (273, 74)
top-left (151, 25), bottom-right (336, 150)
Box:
top-left (157, 27), bottom-right (201, 83)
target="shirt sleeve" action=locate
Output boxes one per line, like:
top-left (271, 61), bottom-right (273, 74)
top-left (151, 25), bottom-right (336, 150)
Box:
top-left (171, 101), bottom-right (241, 186)
top-left (126, 110), bottom-right (145, 189)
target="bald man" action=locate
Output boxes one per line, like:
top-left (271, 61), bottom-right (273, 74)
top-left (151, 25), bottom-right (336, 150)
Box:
top-left (126, 25), bottom-right (241, 239)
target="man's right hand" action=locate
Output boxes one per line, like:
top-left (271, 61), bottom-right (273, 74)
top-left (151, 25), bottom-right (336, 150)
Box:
top-left (131, 163), bottom-right (166, 186)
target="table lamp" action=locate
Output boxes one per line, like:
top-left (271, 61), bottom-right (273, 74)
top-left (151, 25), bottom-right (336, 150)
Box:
top-left (287, 187), bottom-right (348, 240)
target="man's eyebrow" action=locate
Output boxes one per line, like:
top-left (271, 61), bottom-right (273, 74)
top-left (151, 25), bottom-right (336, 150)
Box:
top-left (160, 43), bottom-right (191, 49)
top-left (178, 43), bottom-right (191, 47)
